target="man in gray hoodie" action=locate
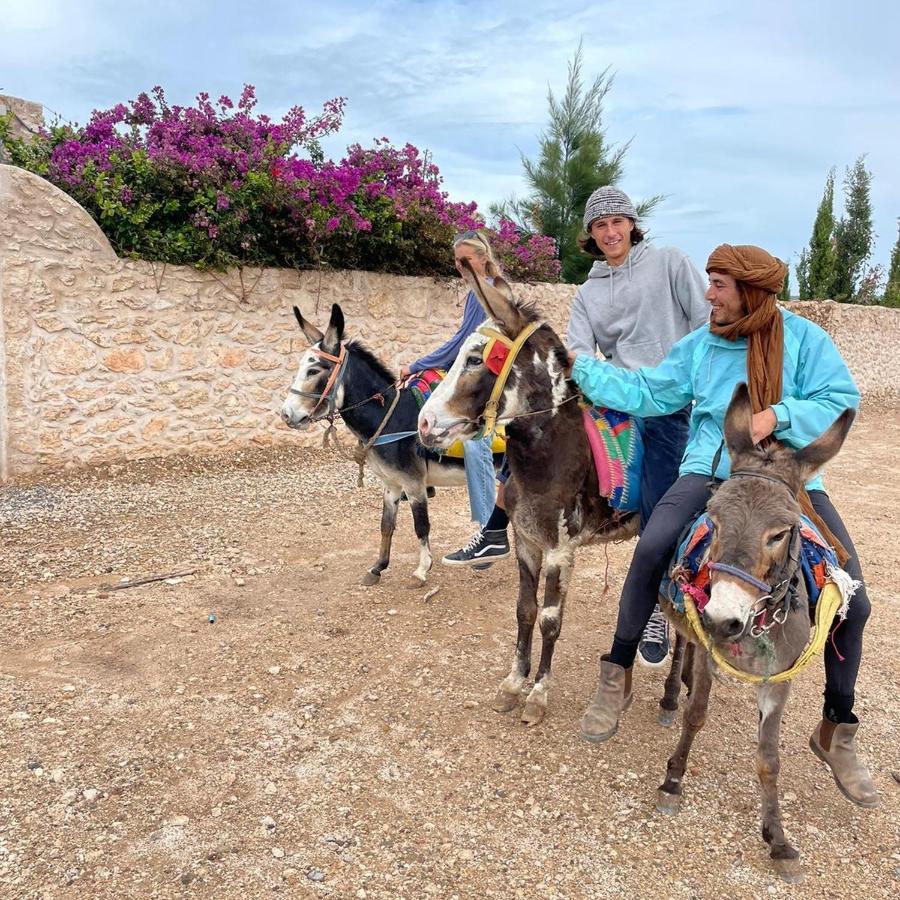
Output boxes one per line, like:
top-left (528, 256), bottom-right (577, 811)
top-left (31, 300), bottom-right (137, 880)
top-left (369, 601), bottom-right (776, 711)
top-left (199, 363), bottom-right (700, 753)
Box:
top-left (567, 186), bottom-right (709, 667)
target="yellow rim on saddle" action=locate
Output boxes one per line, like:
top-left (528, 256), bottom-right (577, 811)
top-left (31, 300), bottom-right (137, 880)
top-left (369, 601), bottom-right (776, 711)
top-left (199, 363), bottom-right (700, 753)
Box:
top-left (477, 321), bottom-right (540, 436)
top-left (442, 428), bottom-right (507, 459)
top-left (683, 581), bottom-right (844, 685)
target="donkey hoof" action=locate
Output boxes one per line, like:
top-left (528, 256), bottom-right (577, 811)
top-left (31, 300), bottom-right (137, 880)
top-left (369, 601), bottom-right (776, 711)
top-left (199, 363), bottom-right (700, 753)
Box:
top-left (772, 856), bottom-right (804, 884)
top-left (657, 707), bottom-right (677, 728)
top-left (491, 690), bottom-right (520, 714)
top-left (360, 571), bottom-right (381, 586)
top-left (521, 701), bottom-right (546, 726)
top-left (655, 789), bottom-right (682, 816)
top-left (404, 576), bottom-right (427, 590)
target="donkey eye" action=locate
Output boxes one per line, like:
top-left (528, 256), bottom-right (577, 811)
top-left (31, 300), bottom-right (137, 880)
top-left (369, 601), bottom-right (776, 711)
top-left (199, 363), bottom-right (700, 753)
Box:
top-left (465, 354), bottom-right (483, 368)
top-left (768, 529), bottom-right (790, 545)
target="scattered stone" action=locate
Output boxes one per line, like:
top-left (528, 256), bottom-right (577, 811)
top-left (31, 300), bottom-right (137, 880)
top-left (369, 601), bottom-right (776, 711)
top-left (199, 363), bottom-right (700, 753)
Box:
top-left (82, 789), bottom-right (100, 803)
top-left (268, 666), bottom-right (282, 676)
top-left (169, 815), bottom-right (190, 827)
top-left (271, 847), bottom-right (285, 859)
top-left (265, 781), bottom-right (278, 795)
top-left (306, 868), bottom-right (326, 883)
top-left (261, 816), bottom-right (277, 833)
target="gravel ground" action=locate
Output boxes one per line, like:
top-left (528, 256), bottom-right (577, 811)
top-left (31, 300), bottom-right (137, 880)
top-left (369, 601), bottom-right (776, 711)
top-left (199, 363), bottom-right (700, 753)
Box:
top-left (1, 409), bottom-right (898, 899)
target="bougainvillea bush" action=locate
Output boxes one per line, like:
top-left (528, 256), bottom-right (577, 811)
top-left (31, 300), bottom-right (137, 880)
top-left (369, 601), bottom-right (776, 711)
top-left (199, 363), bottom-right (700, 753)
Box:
top-left (0, 86), bottom-right (560, 281)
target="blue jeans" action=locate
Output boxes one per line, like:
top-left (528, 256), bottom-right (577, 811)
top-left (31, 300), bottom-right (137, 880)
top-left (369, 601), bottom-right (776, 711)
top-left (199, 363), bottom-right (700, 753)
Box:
top-left (463, 436), bottom-right (496, 527)
top-left (637, 406), bottom-right (692, 533)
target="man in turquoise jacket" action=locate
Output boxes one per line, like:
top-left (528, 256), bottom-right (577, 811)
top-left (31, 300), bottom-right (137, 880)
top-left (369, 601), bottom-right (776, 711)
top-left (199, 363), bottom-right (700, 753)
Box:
top-left (570, 244), bottom-right (878, 809)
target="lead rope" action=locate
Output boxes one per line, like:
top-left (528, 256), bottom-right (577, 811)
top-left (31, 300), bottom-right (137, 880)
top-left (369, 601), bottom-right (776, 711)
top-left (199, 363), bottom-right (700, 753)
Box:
top-left (352, 387), bottom-right (402, 488)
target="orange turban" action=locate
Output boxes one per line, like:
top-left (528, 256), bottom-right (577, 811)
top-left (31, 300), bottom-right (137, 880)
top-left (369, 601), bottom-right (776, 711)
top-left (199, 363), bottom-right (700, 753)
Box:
top-left (706, 244), bottom-right (787, 294)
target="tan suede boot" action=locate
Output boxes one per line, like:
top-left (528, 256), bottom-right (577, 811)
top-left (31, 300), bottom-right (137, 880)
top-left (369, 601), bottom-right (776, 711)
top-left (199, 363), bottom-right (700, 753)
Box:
top-left (580, 656), bottom-right (633, 743)
top-left (809, 719), bottom-right (880, 808)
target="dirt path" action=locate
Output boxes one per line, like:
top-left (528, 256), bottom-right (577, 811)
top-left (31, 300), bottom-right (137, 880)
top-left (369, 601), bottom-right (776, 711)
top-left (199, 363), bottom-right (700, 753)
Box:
top-left (1, 410), bottom-right (898, 899)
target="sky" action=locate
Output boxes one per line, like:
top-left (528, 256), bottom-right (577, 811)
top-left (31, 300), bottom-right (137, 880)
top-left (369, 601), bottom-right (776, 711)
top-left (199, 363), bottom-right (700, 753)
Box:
top-left (3, 0), bottom-right (899, 281)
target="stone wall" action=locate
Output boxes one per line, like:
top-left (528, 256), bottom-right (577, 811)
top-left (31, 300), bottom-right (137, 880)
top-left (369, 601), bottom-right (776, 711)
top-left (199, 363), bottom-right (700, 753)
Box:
top-left (1, 164), bottom-right (898, 480)
top-left (0, 94), bottom-right (44, 149)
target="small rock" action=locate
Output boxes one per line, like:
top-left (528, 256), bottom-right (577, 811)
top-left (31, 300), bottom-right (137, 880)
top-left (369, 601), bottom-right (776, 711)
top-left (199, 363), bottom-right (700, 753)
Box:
top-left (306, 868), bottom-right (326, 883)
top-left (463, 700), bottom-right (478, 709)
top-left (51, 768), bottom-right (65, 783)
top-left (261, 816), bottom-right (277, 833)
top-left (169, 815), bottom-right (190, 827)
top-left (235, 577), bottom-right (246, 587)
top-left (265, 781), bottom-right (278, 795)
top-left (268, 666), bottom-right (281, 676)
top-left (271, 847), bottom-right (285, 859)
top-left (82, 788), bottom-right (100, 803)
top-left (27, 759), bottom-right (43, 770)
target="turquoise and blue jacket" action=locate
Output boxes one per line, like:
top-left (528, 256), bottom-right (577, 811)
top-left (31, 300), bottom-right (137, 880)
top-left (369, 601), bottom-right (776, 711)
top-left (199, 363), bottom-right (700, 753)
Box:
top-left (571, 308), bottom-right (859, 492)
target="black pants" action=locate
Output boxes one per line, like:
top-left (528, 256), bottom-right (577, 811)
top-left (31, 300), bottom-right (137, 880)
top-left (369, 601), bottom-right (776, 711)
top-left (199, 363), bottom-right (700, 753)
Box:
top-left (610, 474), bottom-right (870, 714)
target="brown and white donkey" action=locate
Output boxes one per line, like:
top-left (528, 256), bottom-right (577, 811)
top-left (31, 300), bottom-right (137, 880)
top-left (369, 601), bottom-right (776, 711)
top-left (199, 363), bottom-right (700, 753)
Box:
top-left (418, 267), bottom-right (638, 726)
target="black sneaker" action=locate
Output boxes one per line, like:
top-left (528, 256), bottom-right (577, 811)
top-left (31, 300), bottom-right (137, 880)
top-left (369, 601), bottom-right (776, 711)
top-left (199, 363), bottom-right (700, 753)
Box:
top-left (637, 605), bottom-right (670, 668)
top-left (442, 528), bottom-right (510, 567)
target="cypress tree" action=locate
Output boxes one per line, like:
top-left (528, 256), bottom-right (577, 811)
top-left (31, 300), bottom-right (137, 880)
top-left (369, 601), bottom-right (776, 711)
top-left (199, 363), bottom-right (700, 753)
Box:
top-left (883, 220), bottom-right (900, 308)
top-left (832, 156), bottom-right (874, 302)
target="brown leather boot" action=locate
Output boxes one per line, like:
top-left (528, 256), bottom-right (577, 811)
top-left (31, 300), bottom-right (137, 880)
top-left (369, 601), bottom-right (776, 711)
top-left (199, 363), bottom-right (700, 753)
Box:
top-left (580, 655), bottom-right (633, 743)
top-left (809, 719), bottom-right (880, 808)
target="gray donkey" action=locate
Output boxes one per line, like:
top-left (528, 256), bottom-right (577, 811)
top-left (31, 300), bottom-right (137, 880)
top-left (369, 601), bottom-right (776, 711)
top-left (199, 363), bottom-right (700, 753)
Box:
top-left (656, 382), bottom-right (854, 882)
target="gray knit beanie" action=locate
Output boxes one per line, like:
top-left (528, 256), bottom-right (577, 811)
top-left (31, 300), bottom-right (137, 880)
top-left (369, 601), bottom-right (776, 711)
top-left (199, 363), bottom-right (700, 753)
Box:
top-left (582, 186), bottom-right (638, 230)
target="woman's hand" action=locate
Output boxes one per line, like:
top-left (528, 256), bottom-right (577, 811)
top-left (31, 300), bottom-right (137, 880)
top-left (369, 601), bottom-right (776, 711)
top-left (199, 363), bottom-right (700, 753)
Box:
top-left (751, 408), bottom-right (778, 444)
top-left (566, 351), bottom-right (578, 372)
top-left (399, 364), bottom-right (412, 378)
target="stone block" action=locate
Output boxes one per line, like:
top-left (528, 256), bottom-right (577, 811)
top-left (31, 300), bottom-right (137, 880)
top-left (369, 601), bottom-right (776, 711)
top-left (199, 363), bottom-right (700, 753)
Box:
top-left (102, 349), bottom-right (146, 373)
top-left (46, 338), bottom-right (98, 375)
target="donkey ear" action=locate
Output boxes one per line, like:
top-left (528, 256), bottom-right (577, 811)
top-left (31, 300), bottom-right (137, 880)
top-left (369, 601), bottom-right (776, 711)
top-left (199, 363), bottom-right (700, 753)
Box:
top-left (723, 382), bottom-right (755, 460)
top-left (322, 303), bottom-right (345, 353)
top-left (793, 408), bottom-right (856, 483)
top-left (293, 305), bottom-right (324, 344)
top-left (461, 260), bottom-right (525, 336)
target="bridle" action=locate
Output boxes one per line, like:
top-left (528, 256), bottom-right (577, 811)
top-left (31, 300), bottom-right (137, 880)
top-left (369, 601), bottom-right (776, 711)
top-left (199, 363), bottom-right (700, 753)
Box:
top-left (474, 320), bottom-right (541, 436)
top-left (288, 344), bottom-right (350, 422)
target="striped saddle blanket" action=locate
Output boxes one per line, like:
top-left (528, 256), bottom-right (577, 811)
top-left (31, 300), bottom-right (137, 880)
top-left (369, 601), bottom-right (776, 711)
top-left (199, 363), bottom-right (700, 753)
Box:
top-left (581, 406), bottom-right (643, 513)
top-left (659, 512), bottom-right (839, 613)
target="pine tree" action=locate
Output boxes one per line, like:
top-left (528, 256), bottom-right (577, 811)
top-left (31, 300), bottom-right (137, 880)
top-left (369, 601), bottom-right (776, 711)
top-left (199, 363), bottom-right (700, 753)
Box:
top-left (778, 260), bottom-right (791, 301)
top-left (832, 156), bottom-right (874, 302)
top-left (807, 168), bottom-right (836, 298)
top-left (883, 220), bottom-right (900, 308)
top-left (796, 247), bottom-right (811, 299)
top-left (493, 42), bottom-right (660, 284)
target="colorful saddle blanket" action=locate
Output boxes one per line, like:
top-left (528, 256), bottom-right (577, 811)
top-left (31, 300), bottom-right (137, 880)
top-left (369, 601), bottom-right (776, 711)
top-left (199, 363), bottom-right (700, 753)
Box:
top-left (660, 512), bottom-right (839, 613)
top-left (581, 406), bottom-right (643, 513)
top-left (407, 370), bottom-right (506, 458)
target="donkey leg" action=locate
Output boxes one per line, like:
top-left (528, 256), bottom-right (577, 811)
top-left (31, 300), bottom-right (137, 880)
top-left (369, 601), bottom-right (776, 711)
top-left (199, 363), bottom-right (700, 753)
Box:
top-left (361, 487), bottom-right (401, 586)
top-left (522, 553), bottom-right (573, 726)
top-left (493, 537), bottom-right (541, 714)
top-left (658, 631), bottom-right (686, 727)
top-left (409, 494), bottom-right (433, 584)
top-left (756, 682), bottom-right (803, 882)
top-left (680, 640), bottom-right (695, 695)
top-left (657, 650), bottom-right (712, 814)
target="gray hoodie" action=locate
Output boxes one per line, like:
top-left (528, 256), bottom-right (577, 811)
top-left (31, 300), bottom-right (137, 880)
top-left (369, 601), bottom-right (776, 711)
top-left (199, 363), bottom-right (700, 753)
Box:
top-left (566, 241), bottom-right (709, 371)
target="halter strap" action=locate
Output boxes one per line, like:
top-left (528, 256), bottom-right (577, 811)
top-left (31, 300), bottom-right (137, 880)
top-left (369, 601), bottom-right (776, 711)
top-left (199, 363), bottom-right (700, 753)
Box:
top-left (288, 343), bottom-right (348, 419)
top-left (476, 321), bottom-right (540, 436)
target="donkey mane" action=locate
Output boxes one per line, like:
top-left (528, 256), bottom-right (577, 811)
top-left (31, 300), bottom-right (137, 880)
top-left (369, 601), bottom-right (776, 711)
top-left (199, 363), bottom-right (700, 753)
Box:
top-left (346, 339), bottom-right (397, 384)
